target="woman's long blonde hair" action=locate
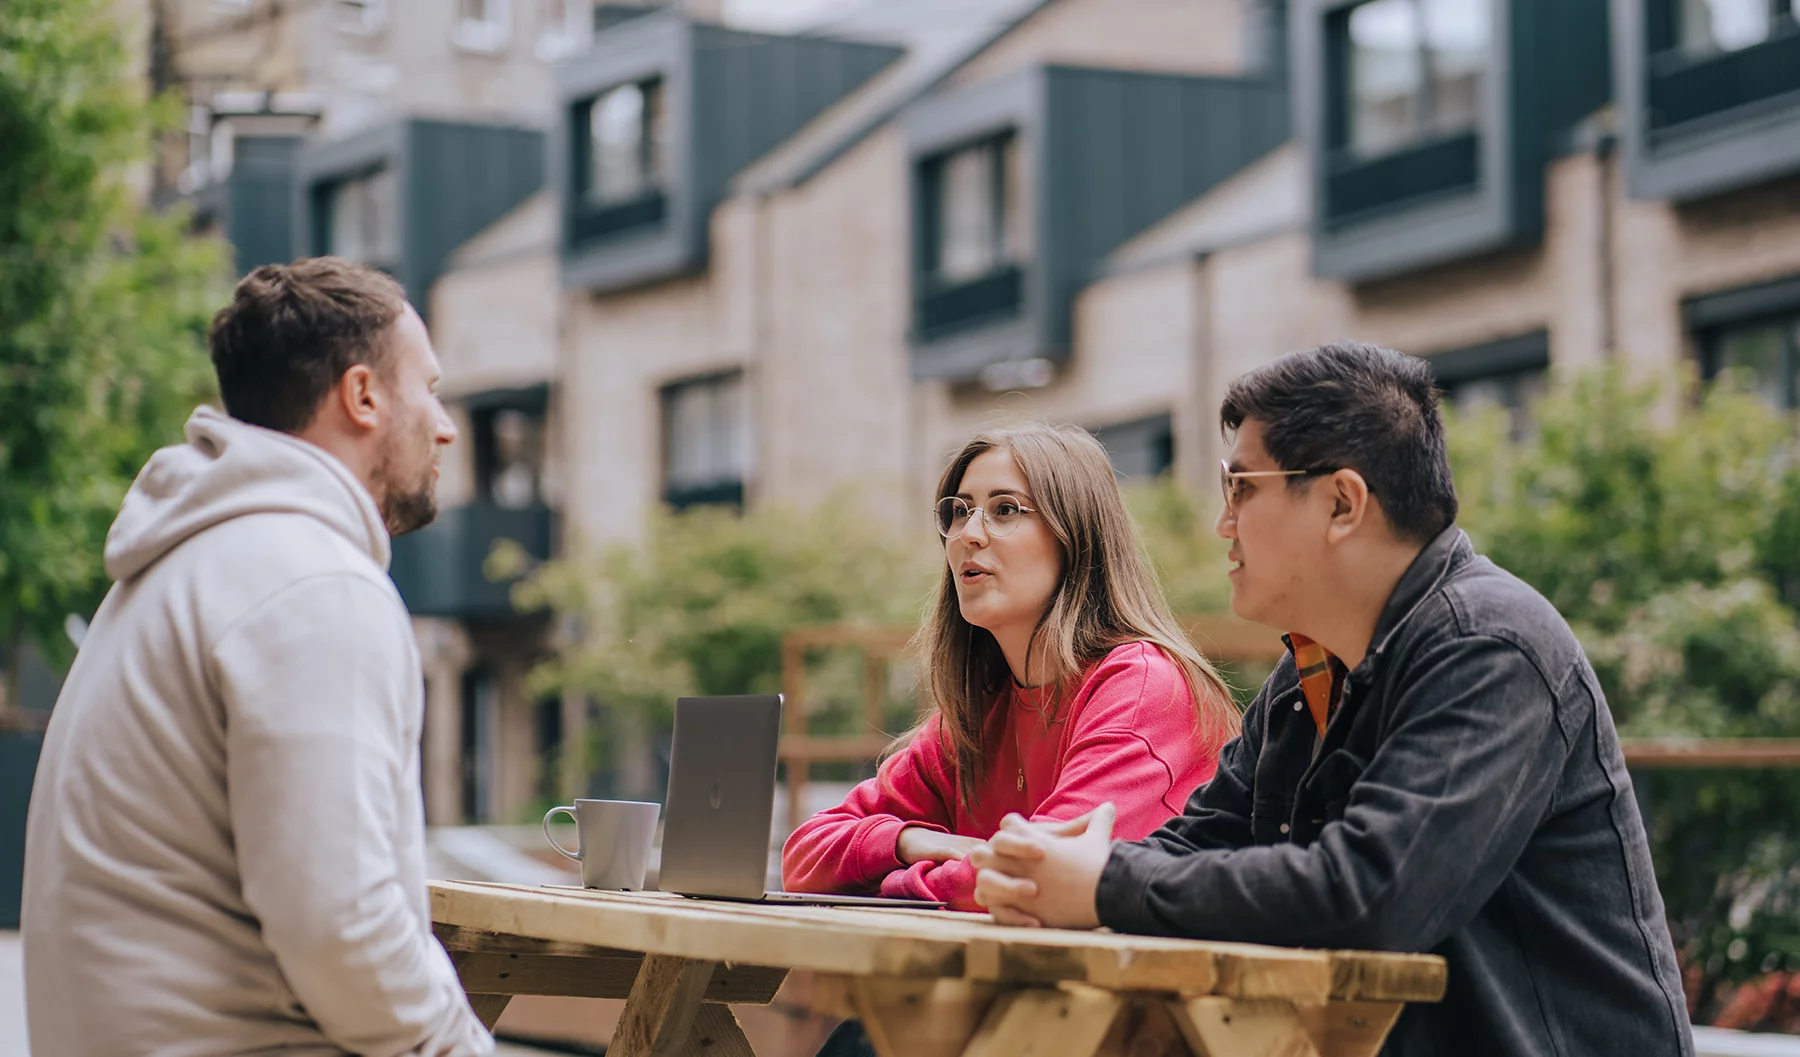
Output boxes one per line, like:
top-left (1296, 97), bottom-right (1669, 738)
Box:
top-left (913, 423), bottom-right (1240, 804)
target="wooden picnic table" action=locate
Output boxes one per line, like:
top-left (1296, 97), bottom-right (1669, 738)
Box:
top-left (431, 880), bottom-right (1446, 1057)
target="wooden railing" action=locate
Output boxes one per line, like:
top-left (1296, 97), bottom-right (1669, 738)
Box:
top-left (776, 619), bottom-right (1800, 833)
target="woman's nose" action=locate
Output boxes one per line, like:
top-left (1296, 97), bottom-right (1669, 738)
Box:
top-left (961, 511), bottom-right (991, 546)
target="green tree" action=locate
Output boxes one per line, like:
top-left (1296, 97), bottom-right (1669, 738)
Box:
top-left (505, 499), bottom-right (936, 796)
top-left (1449, 367), bottom-right (1800, 1022)
top-left (0, 0), bottom-right (226, 709)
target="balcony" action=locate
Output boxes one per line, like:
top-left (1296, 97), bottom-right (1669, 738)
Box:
top-left (916, 266), bottom-right (1024, 342)
top-left (568, 190), bottom-right (668, 247)
top-left (1301, 0), bottom-right (1611, 281)
top-left (905, 66), bottom-right (1290, 382)
top-left (1323, 132), bottom-right (1481, 231)
top-left (389, 503), bottom-right (554, 621)
top-left (1648, 29), bottom-right (1800, 134)
top-left (1617, 3), bottom-right (1800, 201)
top-left (556, 10), bottom-right (900, 292)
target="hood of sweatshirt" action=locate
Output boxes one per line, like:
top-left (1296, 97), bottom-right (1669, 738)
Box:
top-left (104, 405), bottom-right (390, 583)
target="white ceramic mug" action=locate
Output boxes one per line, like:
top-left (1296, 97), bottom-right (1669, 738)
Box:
top-left (542, 798), bottom-right (661, 890)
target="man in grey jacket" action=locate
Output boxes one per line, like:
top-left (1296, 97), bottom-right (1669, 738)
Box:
top-left (22, 259), bottom-right (492, 1055)
top-left (972, 343), bottom-right (1694, 1055)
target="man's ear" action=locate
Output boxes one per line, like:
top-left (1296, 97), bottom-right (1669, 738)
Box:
top-left (334, 364), bottom-right (381, 433)
top-left (1324, 468), bottom-right (1372, 544)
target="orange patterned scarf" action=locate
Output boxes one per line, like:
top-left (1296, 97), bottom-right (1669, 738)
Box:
top-left (1287, 633), bottom-right (1344, 737)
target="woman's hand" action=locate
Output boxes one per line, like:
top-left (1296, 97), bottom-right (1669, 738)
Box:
top-left (896, 826), bottom-right (986, 865)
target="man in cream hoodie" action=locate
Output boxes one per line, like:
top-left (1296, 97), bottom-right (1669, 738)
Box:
top-left (21, 258), bottom-right (493, 1056)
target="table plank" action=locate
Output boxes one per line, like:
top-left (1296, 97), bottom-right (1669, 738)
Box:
top-left (434, 881), bottom-right (966, 978)
top-left (469, 884), bottom-right (1349, 1000)
top-left (430, 881), bottom-right (1445, 1007)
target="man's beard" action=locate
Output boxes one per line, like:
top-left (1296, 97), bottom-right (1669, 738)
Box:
top-left (372, 425), bottom-right (439, 537)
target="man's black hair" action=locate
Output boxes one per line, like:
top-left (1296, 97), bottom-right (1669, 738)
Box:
top-left (1220, 341), bottom-right (1458, 543)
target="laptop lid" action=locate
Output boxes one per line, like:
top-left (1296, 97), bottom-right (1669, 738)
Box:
top-left (658, 694), bottom-right (783, 900)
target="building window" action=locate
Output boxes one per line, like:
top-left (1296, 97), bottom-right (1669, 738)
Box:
top-left (1428, 331), bottom-right (1550, 439)
top-left (474, 407), bottom-right (546, 508)
top-left (567, 78), bottom-right (669, 246)
top-left (915, 133), bottom-right (1027, 340)
top-left (334, 0), bottom-right (389, 34)
top-left (922, 135), bottom-right (1024, 286)
top-left (453, 0), bottom-right (513, 53)
top-left (1343, 0), bottom-right (1490, 159)
top-left (1092, 414), bottom-right (1175, 479)
top-left (1690, 277), bottom-right (1800, 410)
top-left (322, 168), bottom-right (400, 270)
top-left (661, 372), bottom-right (749, 510)
top-left (588, 80), bottom-right (666, 206)
top-left (535, 0), bottom-right (591, 61)
top-left (1676, 0), bottom-right (1798, 56)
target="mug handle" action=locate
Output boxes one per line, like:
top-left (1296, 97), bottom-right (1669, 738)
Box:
top-left (542, 805), bottom-right (581, 862)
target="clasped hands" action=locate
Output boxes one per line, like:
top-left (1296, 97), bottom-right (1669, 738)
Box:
top-left (893, 802), bottom-right (1114, 927)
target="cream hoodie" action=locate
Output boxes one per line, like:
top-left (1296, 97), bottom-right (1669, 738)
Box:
top-left (21, 407), bottom-right (492, 1057)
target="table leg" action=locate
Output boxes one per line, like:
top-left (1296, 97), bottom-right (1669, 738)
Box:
top-left (668, 1003), bottom-right (756, 1057)
top-left (611, 954), bottom-right (721, 1057)
top-left (958, 986), bottom-right (1126, 1057)
top-left (467, 993), bottom-right (512, 1032)
top-left (1165, 997), bottom-right (1320, 1057)
top-left (1092, 998), bottom-right (1191, 1057)
top-left (850, 978), bottom-right (999, 1057)
top-left (1295, 1001), bottom-right (1402, 1057)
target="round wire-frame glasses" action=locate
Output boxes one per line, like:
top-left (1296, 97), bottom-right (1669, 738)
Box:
top-left (935, 495), bottom-right (1036, 539)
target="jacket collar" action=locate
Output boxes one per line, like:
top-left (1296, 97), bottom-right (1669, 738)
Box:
top-left (1354, 524), bottom-right (1473, 677)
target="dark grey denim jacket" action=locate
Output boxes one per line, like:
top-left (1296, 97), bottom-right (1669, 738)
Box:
top-left (1096, 527), bottom-right (1694, 1056)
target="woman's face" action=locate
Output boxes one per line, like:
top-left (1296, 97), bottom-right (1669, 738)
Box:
top-left (945, 448), bottom-right (1064, 647)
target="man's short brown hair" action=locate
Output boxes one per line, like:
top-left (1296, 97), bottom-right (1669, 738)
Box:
top-left (208, 257), bottom-right (408, 433)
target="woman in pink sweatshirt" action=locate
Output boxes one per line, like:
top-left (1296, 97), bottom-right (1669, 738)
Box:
top-left (782, 423), bottom-right (1240, 912)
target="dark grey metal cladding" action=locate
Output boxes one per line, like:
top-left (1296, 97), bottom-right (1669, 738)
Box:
top-left (1614, 0), bottom-right (1800, 201)
top-left (905, 65), bottom-right (1289, 383)
top-left (1300, 0), bottom-right (1611, 283)
top-left (295, 118), bottom-right (545, 319)
top-left (223, 136), bottom-right (303, 275)
top-left (406, 121), bottom-right (546, 314)
top-left (1042, 66), bottom-right (1289, 352)
top-left (556, 11), bottom-right (901, 293)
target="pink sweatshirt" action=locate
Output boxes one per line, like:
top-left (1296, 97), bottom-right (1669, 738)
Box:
top-left (780, 641), bottom-right (1223, 912)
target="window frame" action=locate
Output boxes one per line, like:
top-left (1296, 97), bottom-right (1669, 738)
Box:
top-left (1328, 0), bottom-right (1493, 162)
top-left (659, 370), bottom-right (750, 512)
top-left (918, 132), bottom-right (1019, 290)
top-left (1426, 330), bottom-right (1551, 438)
top-left (316, 165), bottom-right (402, 272)
top-left (1687, 275), bottom-right (1800, 410)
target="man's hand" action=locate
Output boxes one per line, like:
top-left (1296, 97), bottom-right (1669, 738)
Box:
top-left (896, 826), bottom-right (986, 865)
top-left (970, 803), bottom-right (1116, 929)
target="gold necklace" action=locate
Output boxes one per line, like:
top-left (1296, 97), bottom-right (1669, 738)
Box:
top-left (1011, 695), bottom-right (1045, 793)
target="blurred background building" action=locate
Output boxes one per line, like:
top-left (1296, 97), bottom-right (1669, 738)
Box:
top-left (105, 0), bottom-right (1800, 826)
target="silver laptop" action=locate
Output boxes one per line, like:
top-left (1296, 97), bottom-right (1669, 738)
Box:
top-left (658, 694), bottom-right (944, 908)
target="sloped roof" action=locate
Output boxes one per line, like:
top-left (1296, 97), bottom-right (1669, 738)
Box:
top-left (733, 0), bottom-right (1053, 192)
top-left (1102, 143), bottom-right (1308, 277)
